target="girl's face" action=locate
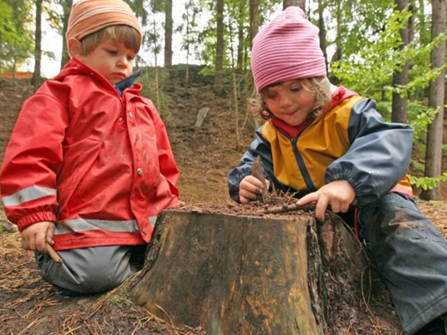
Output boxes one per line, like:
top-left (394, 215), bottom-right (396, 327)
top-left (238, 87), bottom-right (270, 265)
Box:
top-left (263, 79), bottom-right (316, 126)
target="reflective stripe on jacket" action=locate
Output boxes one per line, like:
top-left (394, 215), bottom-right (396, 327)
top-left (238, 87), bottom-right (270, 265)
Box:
top-left (0, 57), bottom-right (180, 250)
top-left (228, 88), bottom-right (414, 208)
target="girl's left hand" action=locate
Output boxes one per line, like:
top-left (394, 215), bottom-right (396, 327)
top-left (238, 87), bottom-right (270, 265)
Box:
top-left (296, 180), bottom-right (356, 221)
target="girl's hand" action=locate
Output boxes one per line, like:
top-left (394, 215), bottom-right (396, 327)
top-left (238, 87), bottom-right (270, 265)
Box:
top-left (296, 180), bottom-right (356, 221)
top-left (21, 221), bottom-right (55, 253)
top-left (239, 175), bottom-right (270, 203)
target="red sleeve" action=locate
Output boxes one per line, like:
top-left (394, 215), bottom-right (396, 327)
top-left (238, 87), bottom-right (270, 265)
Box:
top-left (0, 81), bottom-right (69, 229)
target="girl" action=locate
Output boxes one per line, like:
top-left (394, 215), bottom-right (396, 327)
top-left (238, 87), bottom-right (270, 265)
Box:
top-left (228, 6), bottom-right (447, 335)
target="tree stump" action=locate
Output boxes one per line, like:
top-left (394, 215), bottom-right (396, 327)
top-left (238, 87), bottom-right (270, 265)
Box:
top-left (130, 204), bottom-right (402, 335)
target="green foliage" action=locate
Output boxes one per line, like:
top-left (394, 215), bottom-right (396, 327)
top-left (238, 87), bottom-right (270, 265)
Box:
top-left (0, 0), bottom-right (34, 72)
top-left (331, 5), bottom-right (445, 102)
top-left (409, 173), bottom-right (447, 191)
top-left (0, 2), bottom-right (15, 45)
top-left (408, 104), bottom-right (439, 138)
top-left (410, 160), bottom-right (425, 173)
top-left (43, 1), bottom-right (63, 31)
top-left (325, 0), bottom-right (392, 54)
top-left (195, 0), bottom-right (282, 76)
top-left (375, 100), bottom-right (437, 139)
top-left (331, 7), bottom-right (411, 97)
top-left (177, 0), bottom-right (201, 64)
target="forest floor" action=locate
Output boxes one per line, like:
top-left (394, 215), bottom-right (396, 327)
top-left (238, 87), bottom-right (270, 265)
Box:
top-left (0, 73), bottom-right (447, 334)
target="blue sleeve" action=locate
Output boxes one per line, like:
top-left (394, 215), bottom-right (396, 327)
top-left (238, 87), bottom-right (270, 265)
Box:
top-left (227, 125), bottom-right (289, 202)
top-left (325, 98), bottom-right (414, 207)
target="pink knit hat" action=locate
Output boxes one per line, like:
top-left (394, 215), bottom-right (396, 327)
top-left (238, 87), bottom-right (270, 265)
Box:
top-left (251, 6), bottom-right (327, 92)
top-left (66, 0), bottom-right (142, 42)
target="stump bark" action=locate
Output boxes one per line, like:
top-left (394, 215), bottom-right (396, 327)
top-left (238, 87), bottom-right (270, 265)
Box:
top-left (130, 207), bottom-right (401, 335)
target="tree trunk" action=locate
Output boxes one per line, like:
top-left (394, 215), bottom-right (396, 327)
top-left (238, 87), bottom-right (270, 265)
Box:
top-left (60, 0), bottom-right (73, 69)
top-left (317, 0), bottom-right (328, 74)
top-left (283, 0), bottom-right (305, 11)
top-left (408, 1), bottom-right (415, 46)
top-left (31, 0), bottom-right (42, 87)
top-left (421, 0), bottom-right (446, 200)
top-left (164, 0), bottom-right (173, 68)
top-left (214, 0), bottom-right (224, 94)
top-left (329, 1), bottom-right (342, 84)
top-left (236, 2), bottom-right (244, 73)
top-left (131, 207), bottom-right (401, 335)
top-left (391, 0), bottom-right (409, 124)
top-left (249, 0), bottom-right (259, 47)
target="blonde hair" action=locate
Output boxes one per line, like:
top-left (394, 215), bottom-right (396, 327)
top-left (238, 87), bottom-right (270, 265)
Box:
top-left (258, 77), bottom-right (332, 121)
top-left (79, 25), bottom-right (141, 56)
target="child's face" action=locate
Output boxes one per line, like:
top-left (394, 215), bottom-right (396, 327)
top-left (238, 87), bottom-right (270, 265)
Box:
top-left (263, 79), bottom-right (316, 126)
top-left (78, 37), bottom-right (137, 84)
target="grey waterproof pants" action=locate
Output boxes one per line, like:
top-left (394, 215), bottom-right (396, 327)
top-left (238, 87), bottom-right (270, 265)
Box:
top-left (36, 244), bottom-right (146, 295)
top-left (359, 193), bottom-right (447, 335)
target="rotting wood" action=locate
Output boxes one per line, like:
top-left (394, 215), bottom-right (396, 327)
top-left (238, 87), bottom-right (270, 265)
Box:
top-left (131, 210), bottom-right (320, 334)
top-left (259, 202), bottom-right (316, 214)
top-left (195, 107), bottom-right (210, 128)
top-left (130, 207), bottom-right (401, 335)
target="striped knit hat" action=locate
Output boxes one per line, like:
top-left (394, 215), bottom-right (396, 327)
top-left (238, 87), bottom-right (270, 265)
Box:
top-left (251, 6), bottom-right (326, 93)
top-left (66, 0), bottom-right (142, 42)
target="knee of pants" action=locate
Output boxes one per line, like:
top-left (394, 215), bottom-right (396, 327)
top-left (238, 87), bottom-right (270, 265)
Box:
top-left (38, 247), bottom-right (135, 295)
top-left (71, 261), bottom-right (133, 294)
top-left (359, 193), bottom-right (439, 246)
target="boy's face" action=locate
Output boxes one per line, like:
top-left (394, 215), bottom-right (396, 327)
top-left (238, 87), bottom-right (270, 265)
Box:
top-left (263, 79), bottom-right (316, 126)
top-left (77, 37), bottom-right (137, 84)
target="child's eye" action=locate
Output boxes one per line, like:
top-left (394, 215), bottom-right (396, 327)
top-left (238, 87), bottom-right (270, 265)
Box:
top-left (291, 87), bottom-right (301, 93)
top-left (127, 55), bottom-right (135, 61)
top-left (107, 50), bottom-right (118, 55)
top-left (265, 90), bottom-right (277, 99)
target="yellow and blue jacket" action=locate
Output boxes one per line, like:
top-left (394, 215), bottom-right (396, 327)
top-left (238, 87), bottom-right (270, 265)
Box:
top-left (228, 87), bottom-right (414, 208)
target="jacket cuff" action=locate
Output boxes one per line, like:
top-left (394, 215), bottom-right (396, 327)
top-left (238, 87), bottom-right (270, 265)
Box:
top-left (17, 212), bottom-right (57, 232)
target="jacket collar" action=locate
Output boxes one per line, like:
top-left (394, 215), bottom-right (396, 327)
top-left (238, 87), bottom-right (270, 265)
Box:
top-left (54, 57), bottom-right (142, 97)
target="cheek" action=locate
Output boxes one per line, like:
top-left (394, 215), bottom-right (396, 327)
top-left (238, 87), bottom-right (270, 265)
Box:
top-left (265, 100), bottom-right (277, 112)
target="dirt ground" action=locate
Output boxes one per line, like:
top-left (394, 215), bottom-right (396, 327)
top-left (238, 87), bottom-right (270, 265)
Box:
top-left (1, 75), bottom-right (447, 334)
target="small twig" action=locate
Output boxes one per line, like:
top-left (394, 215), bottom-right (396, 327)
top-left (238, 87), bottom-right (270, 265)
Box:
top-left (252, 156), bottom-right (267, 202)
top-left (45, 244), bottom-right (63, 264)
top-left (259, 203), bottom-right (317, 214)
top-left (156, 304), bottom-right (177, 330)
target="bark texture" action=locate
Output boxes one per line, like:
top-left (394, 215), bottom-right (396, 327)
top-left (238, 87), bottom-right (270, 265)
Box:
top-left (131, 207), bottom-right (400, 334)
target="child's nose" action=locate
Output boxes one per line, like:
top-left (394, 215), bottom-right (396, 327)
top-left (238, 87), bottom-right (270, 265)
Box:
top-left (279, 95), bottom-right (293, 108)
top-left (117, 57), bottom-right (129, 68)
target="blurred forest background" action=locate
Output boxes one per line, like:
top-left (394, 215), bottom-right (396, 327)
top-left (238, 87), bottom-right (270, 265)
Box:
top-left (1, 0), bottom-right (446, 199)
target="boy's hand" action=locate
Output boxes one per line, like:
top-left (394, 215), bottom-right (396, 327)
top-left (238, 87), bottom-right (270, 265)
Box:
top-left (239, 176), bottom-right (270, 203)
top-left (296, 180), bottom-right (356, 221)
top-left (21, 221), bottom-right (55, 253)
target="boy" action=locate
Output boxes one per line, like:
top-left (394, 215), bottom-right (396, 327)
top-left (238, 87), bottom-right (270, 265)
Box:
top-left (0, 0), bottom-right (181, 295)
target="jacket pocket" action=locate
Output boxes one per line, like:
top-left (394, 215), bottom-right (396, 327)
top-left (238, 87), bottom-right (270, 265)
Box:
top-left (57, 138), bottom-right (103, 217)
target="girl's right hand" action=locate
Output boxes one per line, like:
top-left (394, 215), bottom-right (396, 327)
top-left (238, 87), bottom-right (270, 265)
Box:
top-left (239, 175), bottom-right (270, 203)
top-left (21, 221), bottom-right (55, 253)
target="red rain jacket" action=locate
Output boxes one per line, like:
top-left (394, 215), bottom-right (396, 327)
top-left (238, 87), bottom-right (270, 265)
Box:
top-left (0, 57), bottom-right (180, 250)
